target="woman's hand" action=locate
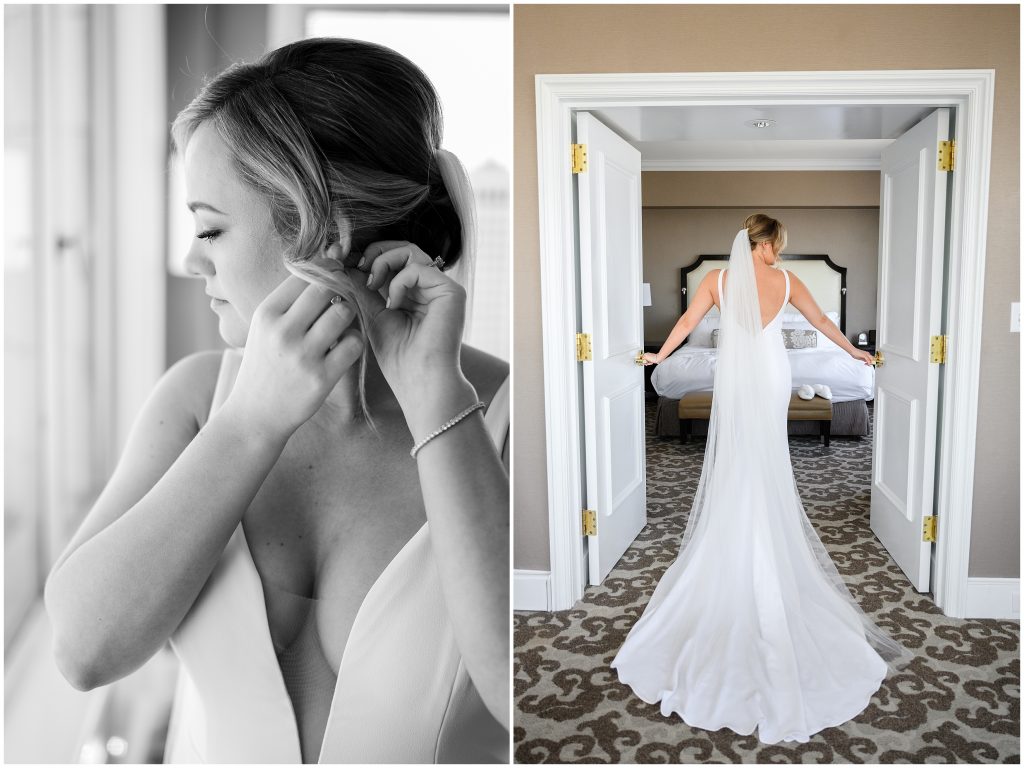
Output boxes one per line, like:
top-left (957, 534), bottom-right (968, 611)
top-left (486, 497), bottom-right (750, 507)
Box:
top-left (331, 240), bottom-right (467, 408)
top-left (641, 351), bottom-right (662, 366)
top-left (850, 348), bottom-right (876, 367)
top-left (225, 275), bottom-right (364, 438)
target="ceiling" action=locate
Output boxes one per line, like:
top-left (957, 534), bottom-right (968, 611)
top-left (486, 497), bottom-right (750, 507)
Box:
top-left (587, 104), bottom-right (937, 170)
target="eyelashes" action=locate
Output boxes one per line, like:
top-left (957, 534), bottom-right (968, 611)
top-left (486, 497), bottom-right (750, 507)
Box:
top-left (196, 229), bottom-right (222, 242)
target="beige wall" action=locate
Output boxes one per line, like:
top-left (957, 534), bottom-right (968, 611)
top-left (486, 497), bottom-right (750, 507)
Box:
top-left (641, 172), bottom-right (882, 342)
top-left (642, 207), bottom-right (880, 343)
top-left (513, 4), bottom-right (1020, 579)
top-left (642, 170), bottom-right (880, 209)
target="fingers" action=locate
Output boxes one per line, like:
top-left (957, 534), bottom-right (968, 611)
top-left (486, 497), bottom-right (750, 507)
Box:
top-left (259, 275), bottom-right (314, 316)
top-left (365, 245), bottom-right (423, 291)
top-left (358, 240), bottom-right (416, 269)
top-left (357, 242), bottom-right (440, 291)
top-left (324, 327), bottom-right (364, 377)
top-left (285, 280), bottom-right (338, 331)
top-left (307, 296), bottom-right (356, 352)
top-left (330, 264), bottom-right (386, 324)
top-left (384, 262), bottom-right (450, 312)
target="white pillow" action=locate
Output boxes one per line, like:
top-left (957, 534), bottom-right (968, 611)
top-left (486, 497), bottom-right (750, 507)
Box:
top-left (693, 309), bottom-right (841, 348)
top-left (782, 311), bottom-right (842, 350)
top-left (688, 314), bottom-right (720, 347)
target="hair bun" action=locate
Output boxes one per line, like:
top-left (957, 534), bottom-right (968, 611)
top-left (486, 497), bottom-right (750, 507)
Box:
top-left (405, 178), bottom-right (463, 265)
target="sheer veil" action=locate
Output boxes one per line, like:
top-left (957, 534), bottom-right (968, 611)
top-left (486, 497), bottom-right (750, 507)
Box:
top-left (674, 228), bottom-right (771, 556)
top-left (435, 148), bottom-right (477, 341)
top-left (664, 227), bottom-right (915, 677)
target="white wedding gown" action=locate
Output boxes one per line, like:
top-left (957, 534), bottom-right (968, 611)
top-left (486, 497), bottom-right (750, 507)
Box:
top-left (611, 233), bottom-right (913, 744)
top-left (164, 349), bottom-right (509, 763)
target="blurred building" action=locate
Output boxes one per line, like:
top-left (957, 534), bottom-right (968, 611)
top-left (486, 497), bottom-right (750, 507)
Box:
top-left (469, 161), bottom-right (510, 361)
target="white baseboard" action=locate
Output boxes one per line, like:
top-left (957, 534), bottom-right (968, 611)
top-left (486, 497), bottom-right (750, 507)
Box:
top-left (514, 569), bottom-right (551, 611)
top-left (964, 577), bottom-right (1020, 619)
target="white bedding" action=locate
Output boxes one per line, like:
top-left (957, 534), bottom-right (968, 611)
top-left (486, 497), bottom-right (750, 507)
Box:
top-left (651, 343), bottom-right (875, 403)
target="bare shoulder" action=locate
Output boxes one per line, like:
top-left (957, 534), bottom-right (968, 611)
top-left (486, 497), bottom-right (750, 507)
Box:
top-left (154, 349), bottom-right (226, 432)
top-left (459, 344), bottom-right (509, 405)
top-left (49, 349), bottom-right (226, 571)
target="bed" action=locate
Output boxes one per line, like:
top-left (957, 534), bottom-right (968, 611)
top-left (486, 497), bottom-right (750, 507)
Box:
top-left (651, 253), bottom-right (874, 439)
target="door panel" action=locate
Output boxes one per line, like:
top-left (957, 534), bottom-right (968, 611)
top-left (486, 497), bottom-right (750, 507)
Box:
top-left (871, 107), bottom-right (949, 592)
top-left (577, 112), bottom-right (646, 586)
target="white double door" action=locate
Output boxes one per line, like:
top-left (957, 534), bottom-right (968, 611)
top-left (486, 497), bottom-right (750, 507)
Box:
top-left (575, 108), bottom-right (949, 593)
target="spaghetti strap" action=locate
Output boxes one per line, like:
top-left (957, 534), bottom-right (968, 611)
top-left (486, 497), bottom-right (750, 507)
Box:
top-left (717, 268), bottom-right (726, 305)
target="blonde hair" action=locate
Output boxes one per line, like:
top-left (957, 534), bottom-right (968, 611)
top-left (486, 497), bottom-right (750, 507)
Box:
top-left (171, 38), bottom-right (474, 427)
top-left (743, 214), bottom-right (787, 261)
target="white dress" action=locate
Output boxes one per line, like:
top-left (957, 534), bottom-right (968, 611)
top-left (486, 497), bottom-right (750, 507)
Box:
top-left (612, 266), bottom-right (911, 744)
top-left (164, 349), bottom-right (509, 763)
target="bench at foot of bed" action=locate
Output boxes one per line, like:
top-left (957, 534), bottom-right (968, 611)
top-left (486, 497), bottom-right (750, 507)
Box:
top-left (658, 394), bottom-right (870, 442)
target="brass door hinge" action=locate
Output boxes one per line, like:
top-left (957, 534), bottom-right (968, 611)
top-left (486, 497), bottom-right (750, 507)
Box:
top-left (582, 509), bottom-right (597, 536)
top-left (938, 140), bottom-right (956, 171)
top-left (930, 334), bottom-right (948, 364)
top-left (571, 143), bottom-right (588, 174)
top-left (922, 514), bottom-right (937, 543)
top-left (576, 332), bottom-right (592, 361)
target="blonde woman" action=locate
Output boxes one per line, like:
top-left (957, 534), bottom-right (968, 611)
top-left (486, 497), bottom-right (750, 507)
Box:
top-left (615, 215), bottom-right (911, 743)
top-left (45, 38), bottom-right (508, 763)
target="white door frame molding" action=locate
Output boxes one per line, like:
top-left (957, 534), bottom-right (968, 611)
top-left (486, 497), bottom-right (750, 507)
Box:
top-left (535, 69), bottom-right (995, 616)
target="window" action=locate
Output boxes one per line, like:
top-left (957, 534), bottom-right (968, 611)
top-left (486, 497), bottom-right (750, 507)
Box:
top-left (4, 4), bottom-right (43, 648)
top-left (304, 5), bottom-right (511, 360)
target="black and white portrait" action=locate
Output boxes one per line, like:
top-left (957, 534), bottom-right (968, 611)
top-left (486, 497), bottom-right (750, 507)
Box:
top-left (5, 3), bottom-right (510, 763)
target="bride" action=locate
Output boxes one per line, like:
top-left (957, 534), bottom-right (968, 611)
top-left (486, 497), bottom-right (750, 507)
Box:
top-left (613, 214), bottom-right (913, 744)
top-left (44, 38), bottom-right (508, 763)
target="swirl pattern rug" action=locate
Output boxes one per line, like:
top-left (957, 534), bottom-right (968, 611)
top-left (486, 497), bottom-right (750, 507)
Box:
top-left (514, 403), bottom-right (1019, 764)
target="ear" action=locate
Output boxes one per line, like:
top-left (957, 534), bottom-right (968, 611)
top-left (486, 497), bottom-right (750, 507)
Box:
top-left (328, 213), bottom-right (355, 260)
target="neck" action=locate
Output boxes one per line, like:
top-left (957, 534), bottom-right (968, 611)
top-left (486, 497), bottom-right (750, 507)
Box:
top-left (308, 350), bottom-right (398, 432)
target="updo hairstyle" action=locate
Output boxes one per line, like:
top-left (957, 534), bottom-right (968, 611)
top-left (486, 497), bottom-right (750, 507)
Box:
top-left (171, 37), bottom-right (475, 424)
top-left (743, 213), bottom-right (787, 263)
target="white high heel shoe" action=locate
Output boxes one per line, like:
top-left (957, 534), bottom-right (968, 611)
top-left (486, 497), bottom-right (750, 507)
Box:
top-left (797, 384), bottom-right (815, 400)
top-left (812, 384), bottom-right (833, 400)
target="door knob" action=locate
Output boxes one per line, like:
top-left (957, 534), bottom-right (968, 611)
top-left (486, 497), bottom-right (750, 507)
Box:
top-left (873, 350), bottom-right (885, 368)
top-left (635, 350), bottom-right (647, 366)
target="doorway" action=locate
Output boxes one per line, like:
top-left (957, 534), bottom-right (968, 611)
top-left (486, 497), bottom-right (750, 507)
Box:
top-left (534, 69), bottom-right (995, 617)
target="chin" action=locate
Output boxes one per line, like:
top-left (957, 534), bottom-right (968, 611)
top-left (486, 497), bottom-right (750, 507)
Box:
top-left (216, 318), bottom-right (249, 349)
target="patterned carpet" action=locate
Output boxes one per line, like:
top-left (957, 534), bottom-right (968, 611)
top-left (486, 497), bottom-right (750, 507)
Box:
top-left (514, 402), bottom-right (1020, 763)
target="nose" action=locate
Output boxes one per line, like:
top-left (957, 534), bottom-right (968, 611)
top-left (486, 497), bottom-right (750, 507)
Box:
top-left (183, 239), bottom-right (214, 278)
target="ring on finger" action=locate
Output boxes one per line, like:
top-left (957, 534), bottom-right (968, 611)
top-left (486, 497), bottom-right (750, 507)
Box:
top-left (430, 255), bottom-right (445, 270)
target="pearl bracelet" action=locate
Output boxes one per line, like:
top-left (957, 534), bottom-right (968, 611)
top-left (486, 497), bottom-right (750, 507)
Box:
top-left (410, 401), bottom-right (486, 459)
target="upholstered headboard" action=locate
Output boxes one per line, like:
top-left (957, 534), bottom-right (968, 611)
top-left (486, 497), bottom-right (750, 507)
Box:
top-left (679, 254), bottom-right (847, 333)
